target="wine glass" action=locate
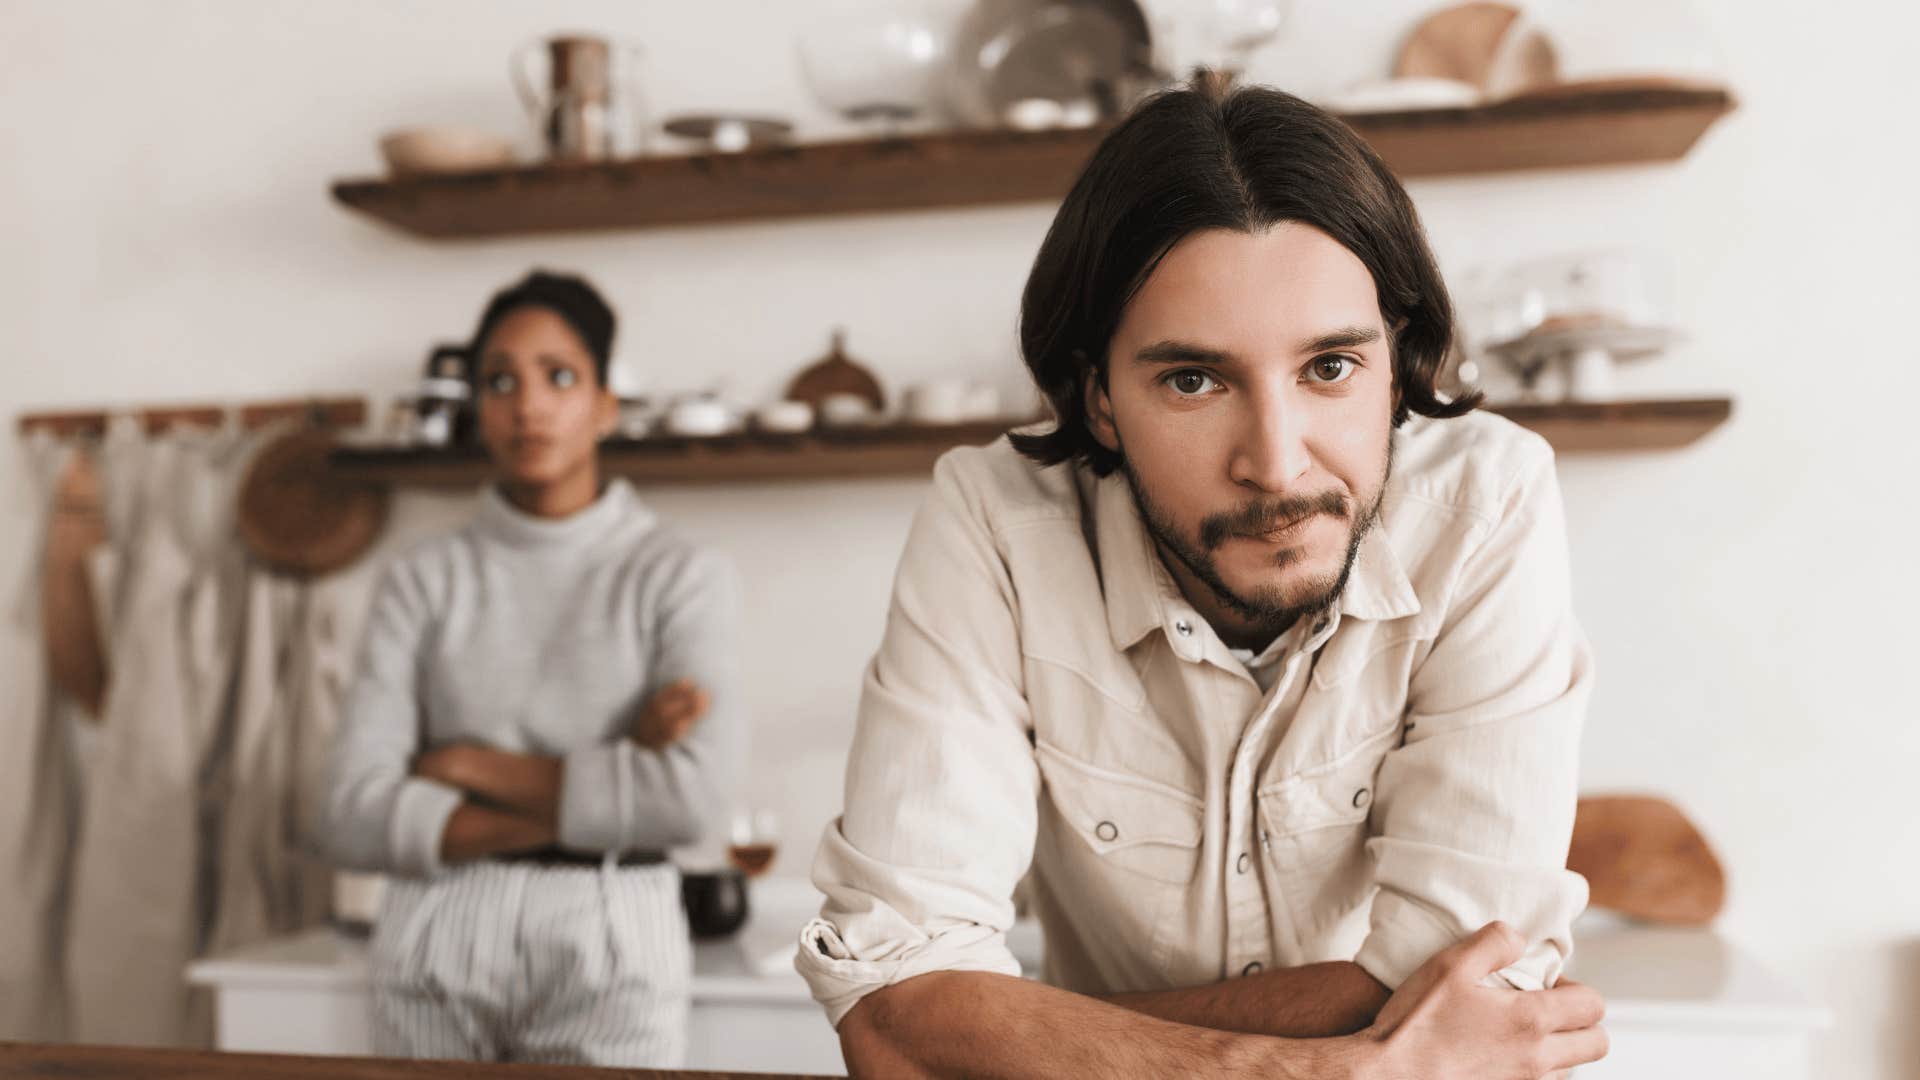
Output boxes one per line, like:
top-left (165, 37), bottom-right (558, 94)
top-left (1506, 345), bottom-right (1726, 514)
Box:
top-left (727, 808), bottom-right (780, 878)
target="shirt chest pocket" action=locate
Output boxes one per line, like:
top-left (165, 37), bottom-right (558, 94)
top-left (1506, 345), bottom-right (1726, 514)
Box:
top-left (1035, 741), bottom-right (1203, 886)
top-left (1257, 731), bottom-right (1393, 892)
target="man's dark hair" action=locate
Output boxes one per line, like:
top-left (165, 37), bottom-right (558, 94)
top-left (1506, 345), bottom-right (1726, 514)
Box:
top-left (468, 269), bottom-right (617, 387)
top-left (1011, 80), bottom-right (1479, 477)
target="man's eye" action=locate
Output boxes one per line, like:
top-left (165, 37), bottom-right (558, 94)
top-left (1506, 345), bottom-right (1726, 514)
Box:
top-left (550, 367), bottom-right (579, 389)
top-left (1307, 356), bottom-right (1356, 384)
top-left (485, 372), bottom-right (517, 394)
top-left (1166, 370), bottom-right (1220, 397)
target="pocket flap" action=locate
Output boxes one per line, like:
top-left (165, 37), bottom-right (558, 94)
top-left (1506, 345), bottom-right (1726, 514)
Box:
top-left (1035, 741), bottom-right (1203, 855)
top-left (1258, 735), bottom-right (1391, 837)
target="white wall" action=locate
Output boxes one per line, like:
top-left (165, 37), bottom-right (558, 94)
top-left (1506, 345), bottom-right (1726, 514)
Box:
top-left (4, 1), bottom-right (1917, 1075)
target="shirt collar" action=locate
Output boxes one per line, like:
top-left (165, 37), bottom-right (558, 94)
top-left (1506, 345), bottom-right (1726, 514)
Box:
top-left (1338, 519), bottom-right (1422, 622)
top-left (1089, 468), bottom-right (1420, 653)
top-left (1091, 469), bottom-right (1183, 653)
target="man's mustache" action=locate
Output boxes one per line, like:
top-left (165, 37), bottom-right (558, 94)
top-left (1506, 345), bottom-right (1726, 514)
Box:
top-left (1199, 490), bottom-right (1350, 550)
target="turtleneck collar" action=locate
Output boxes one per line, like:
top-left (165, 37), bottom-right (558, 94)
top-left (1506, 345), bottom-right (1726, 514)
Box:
top-left (474, 478), bottom-right (651, 551)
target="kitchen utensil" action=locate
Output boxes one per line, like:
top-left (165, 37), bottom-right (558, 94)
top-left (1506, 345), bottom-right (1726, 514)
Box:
top-left (1323, 76), bottom-right (1482, 114)
top-left (413, 345), bottom-right (471, 448)
top-left (785, 329), bottom-right (887, 415)
top-left (1568, 794), bottom-right (1726, 926)
top-left (796, 5), bottom-right (953, 136)
top-left (946, 0), bottom-right (1155, 129)
top-left (378, 127), bottom-right (517, 176)
top-left (904, 379), bottom-right (972, 425)
top-left (663, 398), bottom-right (736, 438)
top-left (661, 113), bottom-right (795, 153)
top-left (1394, 1), bottom-right (1557, 102)
top-left (1472, 250), bottom-right (1677, 402)
top-left (819, 393), bottom-right (882, 429)
top-left (750, 400), bottom-right (815, 435)
top-left (1487, 321), bottom-right (1678, 402)
top-left (237, 428), bottom-right (390, 578)
top-left (1187, 0), bottom-right (1289, 79)
top-left (512, 34), bottom-right (648, 162)
top-left (681, 869), bottom-right (751, 938)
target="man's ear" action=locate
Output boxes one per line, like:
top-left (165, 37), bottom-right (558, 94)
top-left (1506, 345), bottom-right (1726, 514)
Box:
top-left (1082, 365), bottom-right (1120, 453)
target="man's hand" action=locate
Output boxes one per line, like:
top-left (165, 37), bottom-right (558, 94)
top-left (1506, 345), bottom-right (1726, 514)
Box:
top-left (632, 678), bottom-right (710, 750)
top-left (1359, 922), bottom-right (1607, 1080)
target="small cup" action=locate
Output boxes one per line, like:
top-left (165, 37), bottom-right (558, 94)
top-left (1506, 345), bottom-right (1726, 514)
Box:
top-left (752, 400), bottom-right (816, 434)
top-left (819, 393), bottom-right (879, 428)
top-left (665, 399), bottom-right (734, 437)
top-left (904, 380), bottom-right (970, 426)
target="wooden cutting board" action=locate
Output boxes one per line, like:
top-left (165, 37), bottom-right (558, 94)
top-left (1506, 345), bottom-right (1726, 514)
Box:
top-left (1568, 794), bottom-right (1727, 926)
top-left (1395, 1), bottom-right (1558, 100)
top-left (784, 329), bottom-right (886, 413)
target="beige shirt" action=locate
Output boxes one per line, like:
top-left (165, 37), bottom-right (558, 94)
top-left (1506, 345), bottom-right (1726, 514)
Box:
top-left (796, 412), bottom-right (1592, 1027)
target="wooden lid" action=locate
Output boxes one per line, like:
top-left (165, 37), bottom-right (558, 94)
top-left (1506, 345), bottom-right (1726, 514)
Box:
top-left (237, 429), bottom-right (389, 578)
top-left (784, 329), bottom-right (886, 413)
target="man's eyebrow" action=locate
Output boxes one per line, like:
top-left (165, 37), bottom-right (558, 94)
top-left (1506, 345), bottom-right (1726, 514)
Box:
top-left (1134, 340), bottom-right (1237, 366)
top-left (1298, 326), bottom-right (1383, 353)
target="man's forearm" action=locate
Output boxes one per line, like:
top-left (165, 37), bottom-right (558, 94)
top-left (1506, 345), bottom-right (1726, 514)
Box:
top-left (838, 970), bottom-right (1376, 1080)
top-left (1099, 960), bottom-right (1390, 1038)
top-left (438, 801), bottom-right (557, 864)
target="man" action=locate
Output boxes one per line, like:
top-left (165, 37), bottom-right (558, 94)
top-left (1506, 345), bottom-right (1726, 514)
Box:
top-left (796, 82), bottom-right (1606, 1079)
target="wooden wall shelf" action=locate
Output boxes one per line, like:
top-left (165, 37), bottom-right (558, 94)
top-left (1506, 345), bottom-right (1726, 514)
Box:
top-left (330, 398), bottom-right (1732, 489)
top-left (332, 85), bottom-right (1734, 240)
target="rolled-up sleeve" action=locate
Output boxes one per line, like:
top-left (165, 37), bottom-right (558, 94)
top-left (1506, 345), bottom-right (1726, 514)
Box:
top-left (795, 453), bottom-right (1038, 1027)
top-left (321, 561), bottom-right (463, 879)
top-left (557, 548), bottom-right (743, 853)
top-left (1354, 450), bottom-right (1593, 993)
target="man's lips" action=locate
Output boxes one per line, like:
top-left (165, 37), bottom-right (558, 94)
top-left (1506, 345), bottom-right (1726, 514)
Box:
top-left (1240, 513), bottom-right (1319, 542)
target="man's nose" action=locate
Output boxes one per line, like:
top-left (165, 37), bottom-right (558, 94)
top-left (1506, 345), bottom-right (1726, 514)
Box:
top-left (1227, 388), bottom-right (1311, 493)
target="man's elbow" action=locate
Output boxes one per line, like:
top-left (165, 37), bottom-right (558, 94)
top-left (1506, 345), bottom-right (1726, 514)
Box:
top-left (836, 983), bottom-right (932, 1079)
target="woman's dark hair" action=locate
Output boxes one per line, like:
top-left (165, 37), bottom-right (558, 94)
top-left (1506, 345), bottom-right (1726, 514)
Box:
top-left (1011, 80), bottom-right (1479, 477)
top-left (468, 269), bottom-right (617, 386)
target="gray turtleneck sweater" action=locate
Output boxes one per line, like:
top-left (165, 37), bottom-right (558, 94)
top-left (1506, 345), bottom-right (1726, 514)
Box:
top-left (321, 480), bottom-right (741, 879)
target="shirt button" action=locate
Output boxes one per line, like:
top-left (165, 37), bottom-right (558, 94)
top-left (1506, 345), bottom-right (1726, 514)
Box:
top-left (1095, 821), bottom-right (1119, 842)
top-left (1242, 961), bottom-right (1264, 977)
top-left (1236, 852), bottom-right (1251, 874)
top-left (1352, 787), bottom-right (1372, 810)
top-left (1174, 619), bottom-right (1193, 637)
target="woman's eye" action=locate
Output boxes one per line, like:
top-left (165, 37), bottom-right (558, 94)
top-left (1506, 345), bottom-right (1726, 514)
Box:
top-left (1307, 356), bottom-right (1356, 384)
top-left (485, 372), bottom-right (517, 394)
top-left (549, 367), bottom-right (579, 389)
top-left (1166, 370), bottom-right (1220, 397)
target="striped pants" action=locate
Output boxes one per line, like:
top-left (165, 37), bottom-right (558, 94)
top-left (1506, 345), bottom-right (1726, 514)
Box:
top-left (369, 859), bottom-right (690, 1066)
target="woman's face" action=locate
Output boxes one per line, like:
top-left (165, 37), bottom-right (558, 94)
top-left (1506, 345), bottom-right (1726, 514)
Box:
top-left (474, 306), bottom-right (616, 488)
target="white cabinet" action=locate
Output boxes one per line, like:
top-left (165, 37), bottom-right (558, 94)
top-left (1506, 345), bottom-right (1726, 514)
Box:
top-left (189, 910), bottom-right (1824, 1078)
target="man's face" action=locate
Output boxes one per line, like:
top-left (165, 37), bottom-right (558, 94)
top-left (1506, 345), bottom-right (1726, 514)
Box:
top-left (1086, 223), bottom-right (1396, 641)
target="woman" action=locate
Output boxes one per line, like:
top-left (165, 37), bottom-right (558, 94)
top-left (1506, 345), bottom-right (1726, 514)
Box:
top-left (322, 270), bottom-right (740, 1066)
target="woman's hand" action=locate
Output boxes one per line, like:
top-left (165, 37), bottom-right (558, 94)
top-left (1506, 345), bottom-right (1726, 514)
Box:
top-left (412, 744), bottom-right (480, 789)
top-left (1359, 922), bottom-right (1608, 1080)
top-left (413, 744), bottom-right (563, 826)
top-left (632, 678), bottom-right (710, 750)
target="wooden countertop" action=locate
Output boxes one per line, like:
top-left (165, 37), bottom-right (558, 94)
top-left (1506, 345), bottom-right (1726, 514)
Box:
top-left (0, 1042), bottom-right (833, 1079)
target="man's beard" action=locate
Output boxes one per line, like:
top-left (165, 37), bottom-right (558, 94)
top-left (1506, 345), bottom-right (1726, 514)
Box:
top-left (1123, 443), bottom-right (1392, 641)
